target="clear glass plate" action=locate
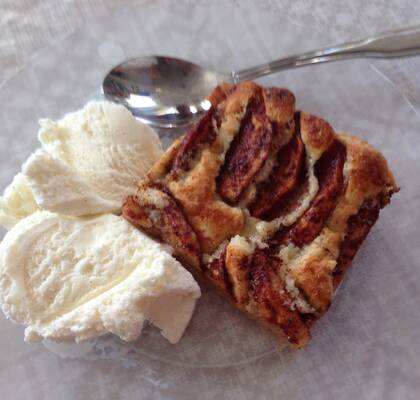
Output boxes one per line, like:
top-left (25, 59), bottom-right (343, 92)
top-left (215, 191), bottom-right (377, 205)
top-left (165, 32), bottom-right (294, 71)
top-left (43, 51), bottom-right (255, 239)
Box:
top-left (1, 2), bottom-right (419, 398)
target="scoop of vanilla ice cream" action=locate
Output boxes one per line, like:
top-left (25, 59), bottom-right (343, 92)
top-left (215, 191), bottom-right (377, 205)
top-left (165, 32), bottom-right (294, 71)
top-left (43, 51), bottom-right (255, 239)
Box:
top-left (0, 211), bottom-right (200, 344)
top-left (0, 101), bottom-right (162, 222)
top-left (0, 173), bottom-right (39, 229)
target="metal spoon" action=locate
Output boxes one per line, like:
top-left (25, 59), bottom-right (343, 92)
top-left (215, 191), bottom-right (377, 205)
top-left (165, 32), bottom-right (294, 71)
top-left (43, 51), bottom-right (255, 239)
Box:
top-left (102, 26), bottom-right (420, 128)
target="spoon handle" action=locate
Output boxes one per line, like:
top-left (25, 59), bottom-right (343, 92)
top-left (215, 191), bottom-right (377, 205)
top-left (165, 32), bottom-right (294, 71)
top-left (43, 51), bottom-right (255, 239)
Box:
top-left (233, 25), bottom-right (420, 82)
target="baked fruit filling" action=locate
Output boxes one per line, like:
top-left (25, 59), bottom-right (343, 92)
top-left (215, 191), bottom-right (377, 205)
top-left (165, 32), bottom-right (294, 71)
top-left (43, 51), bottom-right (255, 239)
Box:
top-left (123, 82), bottom-right (398, 348)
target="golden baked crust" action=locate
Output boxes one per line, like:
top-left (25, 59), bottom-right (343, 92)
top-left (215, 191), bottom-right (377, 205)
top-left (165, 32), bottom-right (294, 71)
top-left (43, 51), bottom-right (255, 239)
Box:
top-left (123, 82), bottom-right (398, 348)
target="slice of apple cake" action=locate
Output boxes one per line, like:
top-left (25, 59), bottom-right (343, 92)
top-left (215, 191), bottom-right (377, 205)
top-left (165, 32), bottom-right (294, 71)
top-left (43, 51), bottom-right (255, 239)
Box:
top-left (123, 82), bottom-right (398, 348)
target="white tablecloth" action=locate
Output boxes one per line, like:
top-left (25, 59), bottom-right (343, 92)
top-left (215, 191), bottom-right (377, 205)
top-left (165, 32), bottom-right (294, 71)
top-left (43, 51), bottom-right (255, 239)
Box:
top-left (1, 1), bottom-right (420, 399)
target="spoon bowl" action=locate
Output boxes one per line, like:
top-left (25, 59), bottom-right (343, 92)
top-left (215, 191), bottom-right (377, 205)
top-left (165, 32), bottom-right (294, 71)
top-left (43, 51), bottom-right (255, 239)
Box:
top-left (102, 56), bottom-right (231, 128)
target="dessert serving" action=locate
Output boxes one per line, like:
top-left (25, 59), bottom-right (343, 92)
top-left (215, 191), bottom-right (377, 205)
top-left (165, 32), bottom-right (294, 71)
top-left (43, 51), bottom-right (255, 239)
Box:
top-left (123, 81), bottom-right (398, 348)
top-left (0, 82), bottom-right (398, 350)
